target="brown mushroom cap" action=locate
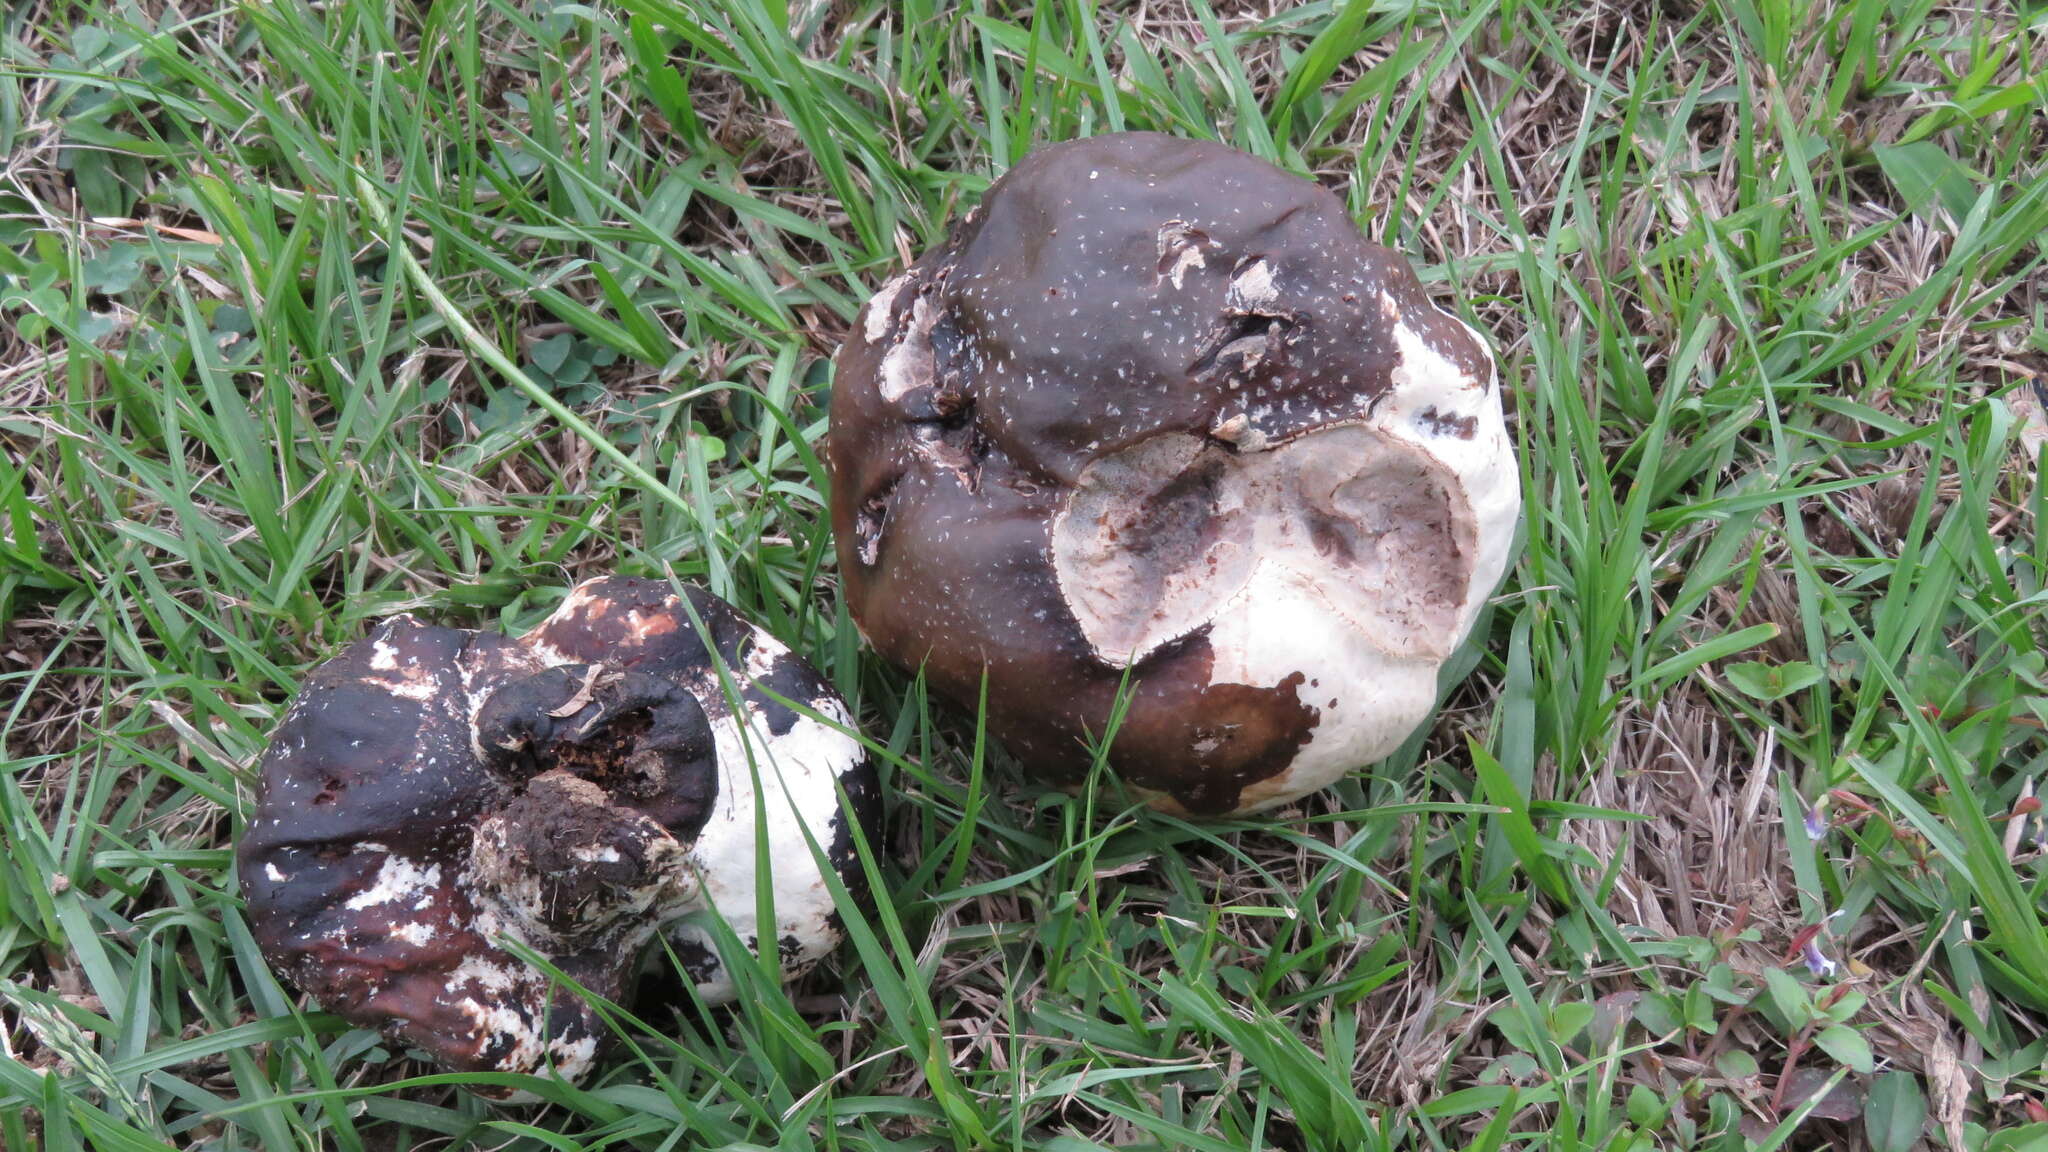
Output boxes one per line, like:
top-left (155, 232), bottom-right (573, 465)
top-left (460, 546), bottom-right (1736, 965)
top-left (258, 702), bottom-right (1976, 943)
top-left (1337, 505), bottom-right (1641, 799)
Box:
top-left (237, 577), bottom-right (878, 1086)
top-left (828, 132), bottom-right (1518, 816)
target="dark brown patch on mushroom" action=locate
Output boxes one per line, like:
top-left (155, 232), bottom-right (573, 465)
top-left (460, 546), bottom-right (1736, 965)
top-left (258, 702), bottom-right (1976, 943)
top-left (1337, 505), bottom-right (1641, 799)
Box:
top-left (1302, 507), bottom-right (1357, 563)
top-left (1109, 641), bottom-right (1321, 815)
top-left (1178, 673), bottom-right (1320, 813)
top-left (1415, 406), bottom-right (1478, 439)
top-left (966, 631), bottom-right (1324, 816)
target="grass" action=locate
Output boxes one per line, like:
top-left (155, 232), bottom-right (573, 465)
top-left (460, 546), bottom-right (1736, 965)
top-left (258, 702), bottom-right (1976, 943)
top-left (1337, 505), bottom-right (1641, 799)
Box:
top-left (2, 0), bottom-right (2046, 1147)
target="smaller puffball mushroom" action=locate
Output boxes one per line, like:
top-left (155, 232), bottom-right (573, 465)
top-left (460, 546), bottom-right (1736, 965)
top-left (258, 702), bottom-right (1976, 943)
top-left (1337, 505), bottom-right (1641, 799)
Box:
top-left (828, 132), bottom-right (1519, 817)
top-left (236, 577), bottom-right (878, 1086)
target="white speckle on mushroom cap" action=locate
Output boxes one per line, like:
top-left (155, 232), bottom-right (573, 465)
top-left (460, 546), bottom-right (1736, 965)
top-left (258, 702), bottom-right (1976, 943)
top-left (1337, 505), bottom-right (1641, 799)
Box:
top-left (450, 953), bottom-right (521, 994)
top-left (344, 855), bottom-right (442, 911)
top-left (429, 950), bottom-right (608, 1086)
top-left (466, 789), bottom-right (697, 954)
top-left (547, 1034), bottom-right (599, 1081)
top-left (451, 995), bottom-right (545, 1076)
top-left (392, 920), bottom-right (438, 946)
top-left (361, 623), bottom-right (446, 701)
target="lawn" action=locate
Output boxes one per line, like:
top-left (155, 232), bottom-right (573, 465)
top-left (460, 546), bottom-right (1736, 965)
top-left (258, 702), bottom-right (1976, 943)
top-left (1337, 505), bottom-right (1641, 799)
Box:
top-left (2, 0), bottom-right (2046, 1148)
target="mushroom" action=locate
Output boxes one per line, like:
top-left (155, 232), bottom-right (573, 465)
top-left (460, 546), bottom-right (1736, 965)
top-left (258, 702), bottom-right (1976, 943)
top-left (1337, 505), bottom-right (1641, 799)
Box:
top-left (828, 132), bottom-right (1518, 817)
top-left (236, 576), bottom-right (878, 1085)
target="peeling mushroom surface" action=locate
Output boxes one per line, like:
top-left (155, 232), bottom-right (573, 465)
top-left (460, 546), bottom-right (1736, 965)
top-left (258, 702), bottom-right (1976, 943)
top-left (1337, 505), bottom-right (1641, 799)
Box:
top-left (829, 132), bottom-right (1519, 817)
top-left (236, 577), bottom-right (878, 1085)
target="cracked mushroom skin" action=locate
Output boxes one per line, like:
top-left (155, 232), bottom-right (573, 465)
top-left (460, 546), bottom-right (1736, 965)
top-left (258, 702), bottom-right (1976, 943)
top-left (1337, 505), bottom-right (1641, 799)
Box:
top-left (236, 577), bottom-right (878, 1085)
top-left (828, 133), bottom-right (1518, 817)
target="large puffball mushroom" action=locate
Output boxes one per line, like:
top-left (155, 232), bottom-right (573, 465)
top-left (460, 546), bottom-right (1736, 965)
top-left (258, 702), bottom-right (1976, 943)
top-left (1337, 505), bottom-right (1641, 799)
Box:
top-left (828, 132), bottom-right (1518, 817)
top-left (236, 577), bottom-right (878, 1086)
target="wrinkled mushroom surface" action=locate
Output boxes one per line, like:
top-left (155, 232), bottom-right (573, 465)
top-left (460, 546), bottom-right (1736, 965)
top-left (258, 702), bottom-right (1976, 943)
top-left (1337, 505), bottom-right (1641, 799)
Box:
top-left (237, 577), bottom-right (878, 1083)
top-left (829, 132), bottom-right (1518, 816)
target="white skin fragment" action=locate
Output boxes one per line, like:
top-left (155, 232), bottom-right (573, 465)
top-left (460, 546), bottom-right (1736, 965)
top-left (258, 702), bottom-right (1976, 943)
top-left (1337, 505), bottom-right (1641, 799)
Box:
top-left (390, 920), bottom-right (437, 947)
top-left (344, 855), bottom-right (443, 912)
top-left (863, 273), bottom-right (911, 344)
top-left (1225, 259), bottom-right (1279, 311)
top-left (878, 293), bottom-right (940, 403)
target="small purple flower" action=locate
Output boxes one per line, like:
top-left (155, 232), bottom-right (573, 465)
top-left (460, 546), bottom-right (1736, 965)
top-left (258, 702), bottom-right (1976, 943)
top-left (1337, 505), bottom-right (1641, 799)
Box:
top-left (1803, 801), bottom-right (1829, 841)
top-left (1803, 937), bottom-right (1838, 979)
